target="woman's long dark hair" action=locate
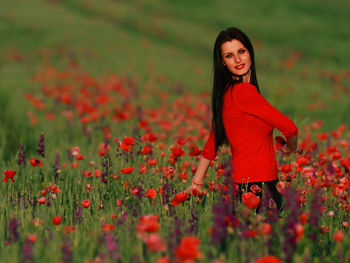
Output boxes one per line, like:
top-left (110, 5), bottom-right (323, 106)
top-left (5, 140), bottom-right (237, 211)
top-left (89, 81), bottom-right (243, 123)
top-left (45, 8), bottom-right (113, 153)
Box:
top-left (212, 27), bottom-right (260, 152)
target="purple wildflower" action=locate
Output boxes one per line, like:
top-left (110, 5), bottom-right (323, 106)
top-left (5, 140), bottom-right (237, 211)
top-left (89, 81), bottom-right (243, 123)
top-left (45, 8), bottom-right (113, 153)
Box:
top-left (21, 239), bottom-right (33, 263)
top-left (7, 217), bottom-right (19, 243)
top-left (161, 177), bottom-right (176, 216)
top-left (117, 211), bottom-right (128, 226)
top-left (282, 186), bottom-right (301, 263)
top-left (308, 187), bottom-right (323, 241)
top-left (104, 233), bottom-right (121, 262)
top-left (37, 133), bottom-right (45, 158)
top-left (18, 144), bottom-right (26, 166)
top-left (53, 151), bottom-right (60, 181)
top-left (61, 237), bottom-right (73, 263)
top-left (73, 202), bottom-right (82, 225)
top-left (101, 152), bottom-right (112, 184)
top-left (186, 199), bottom-right (199, 234)
top-left (168, 216), bottom-right (183, 259)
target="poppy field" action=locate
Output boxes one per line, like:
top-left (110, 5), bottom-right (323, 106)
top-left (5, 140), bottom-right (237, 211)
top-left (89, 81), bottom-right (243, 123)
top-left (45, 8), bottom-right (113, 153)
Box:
top-left (1, 0), bottom-right (350, 262)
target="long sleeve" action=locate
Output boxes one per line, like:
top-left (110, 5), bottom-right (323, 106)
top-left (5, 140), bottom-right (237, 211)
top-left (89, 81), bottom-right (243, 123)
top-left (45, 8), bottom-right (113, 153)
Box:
top-left (233, 83), bottom-right (299, 138)
top-left (201, 129), bottom-right (217, 160)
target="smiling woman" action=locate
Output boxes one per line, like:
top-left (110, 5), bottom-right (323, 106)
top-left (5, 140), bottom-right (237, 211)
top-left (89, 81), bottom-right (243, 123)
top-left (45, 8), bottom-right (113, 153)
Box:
top-left (186, 27), bottom-right (299, 214)
top-left (221, 39), bottom-right (252, 82)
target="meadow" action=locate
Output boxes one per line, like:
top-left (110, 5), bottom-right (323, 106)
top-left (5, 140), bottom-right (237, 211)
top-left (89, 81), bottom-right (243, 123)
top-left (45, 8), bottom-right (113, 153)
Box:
top-left (0, 0), bottom-right (349, 262)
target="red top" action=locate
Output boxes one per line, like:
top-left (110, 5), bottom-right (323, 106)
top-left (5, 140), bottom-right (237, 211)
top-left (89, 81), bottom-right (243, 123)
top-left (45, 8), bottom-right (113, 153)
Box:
top-left (202, 82), bottom-right (299, 183)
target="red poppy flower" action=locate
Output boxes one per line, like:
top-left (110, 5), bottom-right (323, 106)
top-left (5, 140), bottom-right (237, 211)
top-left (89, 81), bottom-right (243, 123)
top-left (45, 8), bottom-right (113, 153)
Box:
top-left (259, 223), bottom-right (272, 235)
top-left (242, 192), bottom-right (260, 209)
top-left (276, 181), bottom-right (286, 194)
top-left (51, 185), bottom-right (60, 193)
top-left (102, 223), bottom-right (115, 232)
top-left (155, 257), bottom-right (170, 263)
top-left (120, 167), bottom-right (134, 174)
top-left (143, 233), bottom-right (166, 252)
top-left (300, 212), bottom-right (308, 224)
top-left (175, 236), bottom-right (202, 261)
top-left (76, 154), bottom-right (85, 160)
top-left (171, 146), bottom-right (185, 158)
top-left (81, 199), bottom-right (90, 208)
top-left (279, 164), bottom-right (293, 173)
top-left (3, 170), bottom-right (16, 183)
top-left (171, 192), bottom-right (188, 206)
top-left (38, 197), bottom-right (46, 204)
top-left (295, 223), bottom-right (304, 242)
top-left (123, 137), bottom-right (135, 146)
top-left (140, 145), bottom-right (152, 155)
top-left (52, 216), bottom-right (63, 225)
top-left (333, 230), bottom-right (344, 242)
top-left (135, 214), bottom-right (160, 236)
top-left (29, 158), bottom-right (43, 167)
top-left (255, 255), bottom-right (282, 263)
top-left (145, 188), bottom-right (157, 199)
top-left (27, 234), bottom-right (37, 243)
top-left (189, 146), bottom-right (201, 156)
top-left (250, 184), bottom-right (261, 194)
top-left (130, 186), bottom-right (140, 195)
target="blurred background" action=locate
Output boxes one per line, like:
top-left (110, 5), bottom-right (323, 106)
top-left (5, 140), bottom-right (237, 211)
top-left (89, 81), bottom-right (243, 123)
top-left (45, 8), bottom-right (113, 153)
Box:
top-left (1, 0), bottom-right (349, 160)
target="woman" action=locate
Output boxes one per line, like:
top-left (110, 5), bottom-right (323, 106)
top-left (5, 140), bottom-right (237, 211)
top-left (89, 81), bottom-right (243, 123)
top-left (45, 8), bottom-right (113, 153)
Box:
top-left (186, 27), bottom-right (299, 213)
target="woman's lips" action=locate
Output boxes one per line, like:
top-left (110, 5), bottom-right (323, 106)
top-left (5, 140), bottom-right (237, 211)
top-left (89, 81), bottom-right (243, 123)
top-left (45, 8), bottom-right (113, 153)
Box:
top-left (235, 64), bottom-right (245, 69)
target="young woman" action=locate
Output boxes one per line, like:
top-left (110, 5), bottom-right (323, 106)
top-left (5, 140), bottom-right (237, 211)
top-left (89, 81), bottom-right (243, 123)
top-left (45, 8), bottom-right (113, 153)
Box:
top-left (186, 27), bottom-right (299, 213)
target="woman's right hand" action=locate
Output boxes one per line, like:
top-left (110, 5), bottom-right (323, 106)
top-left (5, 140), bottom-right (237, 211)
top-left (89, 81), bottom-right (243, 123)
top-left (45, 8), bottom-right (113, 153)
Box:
top-left (184, 181), bottom-right (205, 195)
top-left (279, 144), bottom-right (300, 155)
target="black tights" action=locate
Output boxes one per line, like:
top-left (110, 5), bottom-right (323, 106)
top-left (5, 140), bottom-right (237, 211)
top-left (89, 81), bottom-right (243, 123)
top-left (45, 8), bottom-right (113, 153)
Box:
top-left (236, 179), bottom-right (283, 214)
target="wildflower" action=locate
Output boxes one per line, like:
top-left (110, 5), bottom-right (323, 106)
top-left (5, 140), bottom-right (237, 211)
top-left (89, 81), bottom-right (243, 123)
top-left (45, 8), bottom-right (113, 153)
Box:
top-left (61, 237), bottom-right (73, 263)
top-left (145, 188), bottom-right (157, 199)
top-left (29, 158), bottom-right (43, 167)
top-left (175, 236), bottom-right (202, 261)
top-left (104, 233), bottom-right (120, 262)
top-left (143, 233), bottom-right (166, 252)
top-left (52, 216), bottom-right (63, 225)
top-left (333, 230), bottom-right (345, 242)
top-left (255, 255), bottom-right (282, 263)
top-left (135, 214), bottom-right (160, 237)
top-left (27, 234), bottom-right (37, 243)
top-left (250, 184), bottom-right (261, 194)
top-left (17, 144), bottom-right (26, 166)
top-left (295, 223), bottom-right (304, 242)
top-left (7, 217), bottom-right (19, 243)
top-left (37, 133), bottom-right (45, 158)
top-left (81, 199), bottom-right (91, 208)
top-left (242, 192), bottom-right (260, 209)
top-left (3, 170), bottom-right (16, 183)
top-left (276, 181), bottom-right (286, 194)
top-left (102, 224), bottom-right (115, 232)
top-left (156, 257), bottom-right (170, 263)
top-left (171, 192), bottom-right (188, 206)
top-left (116, 199), bottom-right (123, 206)
top-left (259, 223), bottom-right (272, 236)
top-left (38, 197), bottom-right (46, 204)
top-left (21, 239), bottom-right (33, 263)
top-left (120, 167), bottom-right (134, 174)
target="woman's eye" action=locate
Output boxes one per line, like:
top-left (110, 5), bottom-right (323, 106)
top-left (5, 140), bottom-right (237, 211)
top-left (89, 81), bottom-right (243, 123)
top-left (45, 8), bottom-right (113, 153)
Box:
top-left (225, 54), bottom-right (232, 58)
top-left (239, 49), bottom-right (246, 54)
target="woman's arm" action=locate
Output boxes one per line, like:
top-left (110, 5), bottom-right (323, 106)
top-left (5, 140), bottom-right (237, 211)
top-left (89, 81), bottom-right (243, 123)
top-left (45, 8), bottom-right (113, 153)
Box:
top-left (233, 83), bottom-right (299, 139)
top-left (185, 155), bottom-right (211, 193)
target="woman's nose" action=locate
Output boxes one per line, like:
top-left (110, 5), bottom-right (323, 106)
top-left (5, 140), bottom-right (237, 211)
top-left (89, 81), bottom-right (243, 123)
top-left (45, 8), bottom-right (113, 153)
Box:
top-left (234, 54), bottom-right (241, 63)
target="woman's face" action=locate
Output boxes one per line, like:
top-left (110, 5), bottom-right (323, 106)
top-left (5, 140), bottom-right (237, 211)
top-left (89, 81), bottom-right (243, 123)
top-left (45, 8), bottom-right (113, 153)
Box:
top-left (221, 39), bottom-right (251, 82)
